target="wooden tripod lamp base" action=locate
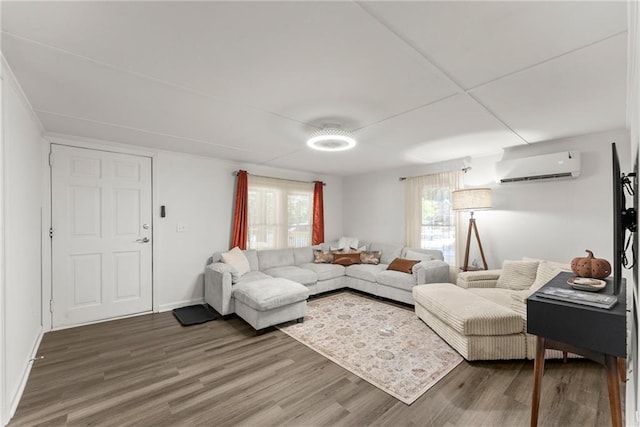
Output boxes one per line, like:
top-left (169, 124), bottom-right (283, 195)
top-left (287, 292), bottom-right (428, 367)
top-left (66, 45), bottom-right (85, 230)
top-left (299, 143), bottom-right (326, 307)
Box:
top-left (461, 212), bottom-right (488, 272)
top-left (452, 188), bottom-right (492, 272)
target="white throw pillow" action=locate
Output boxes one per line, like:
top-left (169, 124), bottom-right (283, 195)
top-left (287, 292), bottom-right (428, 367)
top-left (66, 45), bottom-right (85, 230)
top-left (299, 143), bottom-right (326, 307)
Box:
top-left (221, 246), bottom-right (251, 279)
top-left (496, 260), bottom-right (540, 290)
top-left (338, 236), bottom-right (359, 250)
top-left (405, 249), bottom-right (434, 263)
top-left (530, 260), bottom-right (572, 292)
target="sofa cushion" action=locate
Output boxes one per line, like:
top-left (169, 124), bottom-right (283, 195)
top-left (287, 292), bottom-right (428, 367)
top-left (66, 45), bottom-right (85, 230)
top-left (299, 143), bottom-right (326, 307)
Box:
top-left (258, 248), bottom-right (295, 270)
top-left (262, 266), bottom-right (318, 285)
top-left (233, 278), bottom-right (309, 311)
top-left (244, 250), bottom-right (259, 271)
top-left (234, 270), bottom-right (273, 285)
top-left (376, 269), bottom-right (416, 291)
top-left (299, 263), bottom-right (345, 281)
top-left (293, 247), bottom-right (314, 265)
top-left (369, 242), bottom-right (403, 265)
top-left (468, 288), bottom-right (514, 309)
top-left (404, 249), bottom-right (435, 262)
top-left (495, 260), bottom-right (539, 290)
top-left (413, 283), bottom-right (523, 336)
top-left (402, 247), bottom-right (444, 262)
top-left (346, 264), bottom-right (387, 282)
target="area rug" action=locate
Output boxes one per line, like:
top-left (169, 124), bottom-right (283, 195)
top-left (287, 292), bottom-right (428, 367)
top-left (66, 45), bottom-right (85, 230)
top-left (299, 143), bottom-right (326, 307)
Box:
top-left (277, 292), bottom-right (463, 405)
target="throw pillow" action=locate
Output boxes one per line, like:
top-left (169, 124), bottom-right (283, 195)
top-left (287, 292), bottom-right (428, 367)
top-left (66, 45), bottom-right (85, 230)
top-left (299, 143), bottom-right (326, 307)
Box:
top-left (338, 236), bottom-right (359, 250)
top-left (333, 252), bottom-right (362, 266)
top-left (404, 249), bottom-right (434, 263)
top-left (360, 251), bottom-right (381, 265)
top-left (495, 260), bottom-right (540, 290)
top-left (221, 246), bottom-right (251, 279)
top-left (522, 257), bottom-right (571, 272)
top-left (530, 260), bottom-right (572, 292)
top-left (332, 246), bottom-right (366, 254)
top-left (313, 250), bottom-right (334, 264)
top-left (387, 258), bottom-right (420, 274)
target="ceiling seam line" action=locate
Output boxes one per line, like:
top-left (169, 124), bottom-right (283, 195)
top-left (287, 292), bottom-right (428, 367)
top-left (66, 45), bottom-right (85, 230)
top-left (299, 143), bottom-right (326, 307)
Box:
top-left (34, 109), bottom-right (260, 153)
top-left (2, 31), bottom-right (313, 128)
top-left (354, 2), bottom-right (527, 144)
top-left (355, 2), bottom-right (466, 93)
top-left (466, 92), bottom-right (530, 145)
top-left (257, 150), bottom-right (307, 165)
top-left (351, 93), bottom-right (459, 132)
top-left (466, 30), bottom-right (628, 93)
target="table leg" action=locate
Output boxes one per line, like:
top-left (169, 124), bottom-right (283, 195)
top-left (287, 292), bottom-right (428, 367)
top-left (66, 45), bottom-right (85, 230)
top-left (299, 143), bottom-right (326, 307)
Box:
top-left (531, 336), bottom-right (546, 427)
top-left (605, 354), bottom-right (622, 427)
top-left (618, 357), bottom-right (626, 382)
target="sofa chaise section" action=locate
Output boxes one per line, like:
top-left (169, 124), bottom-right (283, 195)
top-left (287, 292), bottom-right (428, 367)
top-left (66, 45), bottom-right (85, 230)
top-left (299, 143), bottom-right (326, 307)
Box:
top-left (413, 258), bottom-right (573, 360)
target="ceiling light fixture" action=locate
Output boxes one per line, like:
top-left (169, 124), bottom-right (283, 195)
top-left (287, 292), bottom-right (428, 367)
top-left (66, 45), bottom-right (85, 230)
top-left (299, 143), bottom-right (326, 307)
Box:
top-left (307, 126), bottom-right (357, 152)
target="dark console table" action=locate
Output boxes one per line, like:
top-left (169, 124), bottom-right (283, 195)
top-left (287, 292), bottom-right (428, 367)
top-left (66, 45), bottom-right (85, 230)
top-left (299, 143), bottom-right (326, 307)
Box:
top-left (527, 272), bottom-right (626, 427)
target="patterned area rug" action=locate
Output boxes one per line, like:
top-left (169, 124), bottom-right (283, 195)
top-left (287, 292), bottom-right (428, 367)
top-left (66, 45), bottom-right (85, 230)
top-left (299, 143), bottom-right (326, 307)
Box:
top-left (277, 292), bottom-right (463, 405)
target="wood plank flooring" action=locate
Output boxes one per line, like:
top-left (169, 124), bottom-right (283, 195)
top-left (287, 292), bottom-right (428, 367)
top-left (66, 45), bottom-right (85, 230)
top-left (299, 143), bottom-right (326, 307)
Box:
top-left (9, 293), bottom-right (622, 426)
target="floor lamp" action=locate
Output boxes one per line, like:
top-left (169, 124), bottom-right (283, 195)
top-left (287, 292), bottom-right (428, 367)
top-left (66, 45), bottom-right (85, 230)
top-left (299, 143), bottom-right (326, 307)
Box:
top-left (452, 188), bottom-right (492, 272)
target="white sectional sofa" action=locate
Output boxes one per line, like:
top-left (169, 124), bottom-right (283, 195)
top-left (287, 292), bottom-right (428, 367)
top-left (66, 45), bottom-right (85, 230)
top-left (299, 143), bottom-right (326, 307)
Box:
top-left (204, 242), bottom-right (450, 317)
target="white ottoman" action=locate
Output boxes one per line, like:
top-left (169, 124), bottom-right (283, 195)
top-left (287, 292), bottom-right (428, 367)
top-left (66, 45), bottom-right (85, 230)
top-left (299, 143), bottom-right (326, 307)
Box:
top-left (233, 278), bottom-right (309, 332)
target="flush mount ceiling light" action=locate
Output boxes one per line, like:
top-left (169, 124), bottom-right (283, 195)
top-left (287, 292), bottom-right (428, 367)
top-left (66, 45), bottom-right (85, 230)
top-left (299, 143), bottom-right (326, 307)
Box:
top-left (306, 127), bottom-right (357, 152)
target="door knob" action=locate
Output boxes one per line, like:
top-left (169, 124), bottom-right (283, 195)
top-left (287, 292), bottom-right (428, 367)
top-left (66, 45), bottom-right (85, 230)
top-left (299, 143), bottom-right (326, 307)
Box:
top-left (135, 237), bottom-right (150, 243)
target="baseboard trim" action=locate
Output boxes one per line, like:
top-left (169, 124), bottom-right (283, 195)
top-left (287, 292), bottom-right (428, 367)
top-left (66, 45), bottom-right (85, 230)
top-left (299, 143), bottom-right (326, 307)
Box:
top-left (8, 326), bottom-right (43, 423)
top-left (158, 298), bottom-right (205, 313)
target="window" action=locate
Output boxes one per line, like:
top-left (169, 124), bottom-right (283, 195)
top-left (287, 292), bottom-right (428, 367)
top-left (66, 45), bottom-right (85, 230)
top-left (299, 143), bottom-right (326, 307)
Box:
top-left (247, 175), bottom-right (313, 249)
top-left (405, 171), bottom-right (462, 264)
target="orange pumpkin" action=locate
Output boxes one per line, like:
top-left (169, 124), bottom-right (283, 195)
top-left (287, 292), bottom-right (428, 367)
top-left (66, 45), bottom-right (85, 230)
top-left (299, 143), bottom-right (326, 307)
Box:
top-left (571, 250), bottom-right (611, 279)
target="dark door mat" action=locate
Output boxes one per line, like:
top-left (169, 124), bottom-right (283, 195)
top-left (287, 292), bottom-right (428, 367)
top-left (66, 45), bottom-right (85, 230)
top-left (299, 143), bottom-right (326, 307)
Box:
top-left (173, 304), bottom-right (216, 326)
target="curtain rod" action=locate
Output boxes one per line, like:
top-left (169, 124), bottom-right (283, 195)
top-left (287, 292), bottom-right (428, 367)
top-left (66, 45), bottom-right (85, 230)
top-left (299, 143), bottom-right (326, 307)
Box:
top-left (398, 166), bottom-right (471, 181)
top-left (233, 170), bottom-right (326, 186)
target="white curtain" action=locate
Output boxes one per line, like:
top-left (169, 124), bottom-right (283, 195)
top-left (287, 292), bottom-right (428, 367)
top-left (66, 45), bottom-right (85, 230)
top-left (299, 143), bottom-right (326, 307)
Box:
top-left (247, 175), bottom-right (313, 249)
top-left (405, 171), bottom-right (463, 265)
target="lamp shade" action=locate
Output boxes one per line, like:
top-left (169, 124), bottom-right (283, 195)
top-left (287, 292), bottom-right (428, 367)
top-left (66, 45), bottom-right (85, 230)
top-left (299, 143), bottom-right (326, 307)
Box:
top-left (452, 188), bottom-right (492, 211)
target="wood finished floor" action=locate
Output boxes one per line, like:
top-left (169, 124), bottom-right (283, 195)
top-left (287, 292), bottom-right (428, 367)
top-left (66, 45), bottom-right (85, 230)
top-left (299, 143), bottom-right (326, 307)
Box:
top-left (10, 293), bottom-right (622, 427)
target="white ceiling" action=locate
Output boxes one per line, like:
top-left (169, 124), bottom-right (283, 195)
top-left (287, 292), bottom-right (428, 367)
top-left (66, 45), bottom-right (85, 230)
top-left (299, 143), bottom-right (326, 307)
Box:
top-left (1, 1), bottom-right (628, 176)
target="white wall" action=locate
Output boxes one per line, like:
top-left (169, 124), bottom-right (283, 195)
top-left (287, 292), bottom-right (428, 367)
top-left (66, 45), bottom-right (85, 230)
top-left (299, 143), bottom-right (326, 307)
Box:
top-left (1, 58), bottom-right (44, 422)
top-left (154, 153), bottom-right (343, 309)
top-left (153, 151), bottom-right (344, 310)
top-left (343, 128), bottom-right (631, 270)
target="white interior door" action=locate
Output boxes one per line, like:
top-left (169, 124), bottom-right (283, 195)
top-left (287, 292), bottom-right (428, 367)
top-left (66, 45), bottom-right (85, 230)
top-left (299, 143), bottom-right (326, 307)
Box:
top-left (51, 145), bottom-right (152, 328)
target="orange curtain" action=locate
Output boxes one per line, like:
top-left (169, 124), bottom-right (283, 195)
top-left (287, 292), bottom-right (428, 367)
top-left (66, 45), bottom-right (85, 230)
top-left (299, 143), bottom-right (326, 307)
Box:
top-left (231, 170), bottom-right (248, 249)
top-left (312, 181), bottom-right (325, 245)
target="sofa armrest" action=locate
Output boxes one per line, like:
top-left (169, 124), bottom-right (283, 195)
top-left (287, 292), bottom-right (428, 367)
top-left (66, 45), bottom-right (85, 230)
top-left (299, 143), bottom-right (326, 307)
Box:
top-left (413, 260), bottom-right (450, 284)
top-left (204, 262), bottom-right (234, 316)
top-left (510, 289), bottom-right (533, 331)
top-left (456, 269), bottom-right (502, 289)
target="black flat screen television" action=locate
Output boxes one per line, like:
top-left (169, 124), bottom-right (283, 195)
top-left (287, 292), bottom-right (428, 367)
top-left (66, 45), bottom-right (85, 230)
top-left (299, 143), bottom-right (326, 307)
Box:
top-left (612, 142), bottom-right (637, 295)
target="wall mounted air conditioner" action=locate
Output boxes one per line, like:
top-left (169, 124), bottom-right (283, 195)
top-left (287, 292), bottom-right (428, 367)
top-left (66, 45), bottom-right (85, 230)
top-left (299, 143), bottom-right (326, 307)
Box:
top-left (495, 151), bottom-right (581, 183)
